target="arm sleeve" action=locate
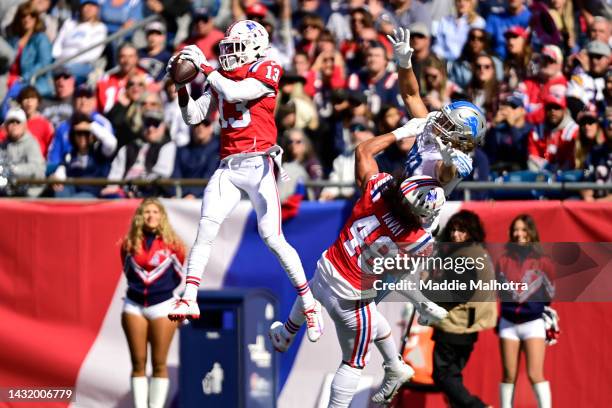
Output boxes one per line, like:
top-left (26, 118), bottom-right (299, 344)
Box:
top-left (51, 20), bottom-right (68, 59)
top-left (206, 71), bottom-right (275, 103)
top-left (107, 146), bottom-right (126, 181)
top-left (90, 120), bottom-right (117, 158)
top-left (180, 86), bottom-right (214, 125)
top-left (150, 142), bottom-right (177, 178)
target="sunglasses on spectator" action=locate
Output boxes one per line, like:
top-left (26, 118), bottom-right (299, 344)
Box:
top-left (350, 124), bottom-right (368, 132)
top-left (469, 34), bottom-right (485, 41)
top-left (144, 119), bottom-right (163, 128)
top-left (476, 63), bottom-right (492, 70)
top-left (21, 12), bottom-right (37, 19)
top-left (545, 104), bottom-right (563, 111)
top-left (541, 57), bottom-right (556, 65)
top-left (303, 24), bottom-right (321, 30)
top-left (74, 130), bottom-right (92, 137)
top-left (580, 118), bottom-right (598, 125)
top-left (425, 73), bottom-right (440, 80)
top-left (411, 33), bottom-right (427, 39)
top-left (194, 16), bottom-right (209, 23)
top-left (588, 54), bottom-right (605, 60)
top-left (54, 74), bottom-right (72, 80)
top-left (5, 119), bottom-right (22, 125)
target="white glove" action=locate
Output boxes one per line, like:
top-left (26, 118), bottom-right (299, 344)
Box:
top-left (179, 45), bottom-right (213, 74)
top-left (387, 27), bottom-right (414, 69)
top-left (436, 138), bottom-right (473, 178)
top-left (391, 118), bottom-right (427, 140)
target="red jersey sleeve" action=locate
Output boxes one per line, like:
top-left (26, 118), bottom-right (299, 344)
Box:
top-left (247, 59), bottom-right (282, 93)
top-left (364, 173), bottom-right (394, 203)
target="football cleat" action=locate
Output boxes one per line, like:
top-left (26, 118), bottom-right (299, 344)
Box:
top-left (168, 298), bottom-right (200, 321)
top-left (268, 321), bottom-right (295, 352)
top-left (371, 358), bottom-right (415, 404)
top-left (416, 301), bottom-right (448, 326)
top-left (304, 300), bottom-right (324, 342)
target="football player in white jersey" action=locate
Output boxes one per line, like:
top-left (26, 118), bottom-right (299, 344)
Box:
top-left (386, 28), bottom-right (487, 198)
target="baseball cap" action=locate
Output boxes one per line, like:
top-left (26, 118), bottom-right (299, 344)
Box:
top-left (5, 107), bottom-right (27, 124)
top-left (541, 44), bottom-right (563, 64)
top-left (74, 84), bottom-right (94, 97)
top-left (501, 93), bottom-right (524, 109)
top-left (245, 3), bottom-right (268, 18)
top-left (408, 22), bottom-right (430, 38)
top-left (80, 0), bottom-right (99, 5)
top-left (193, 8), bottom-right (210, 22)
top-left (52, 66), bottom-right (73, 78)
top-left (280, 70), bottom-right (306, 86)
top-left (145, 21), bottom-right (166, 35)
top-left (504, 25), bottom-right (530, 39)
top-left (585, 40), bottom-right (611, 57)
top-left (543, 85), bottom-right (567, 108)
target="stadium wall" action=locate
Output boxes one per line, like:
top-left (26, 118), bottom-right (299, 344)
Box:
top-left (0, 199), bottom-right (611, 408)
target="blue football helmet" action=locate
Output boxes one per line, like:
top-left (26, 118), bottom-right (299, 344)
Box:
top-left (427, 101), bottom-right (487, 152)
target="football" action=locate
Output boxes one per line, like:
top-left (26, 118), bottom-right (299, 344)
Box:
top-left (170, 58), bottom-right (198, 85)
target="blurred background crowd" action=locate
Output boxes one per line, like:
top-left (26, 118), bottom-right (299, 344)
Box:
top-left (0, 0), bottom-right (610, 202)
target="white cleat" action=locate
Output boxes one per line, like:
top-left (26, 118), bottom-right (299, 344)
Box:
top-left (268, 321), bottom-right (295, 352)
top-left (371, 359), bottom-right (415, 405)
top-left (304, 300), bottom-right (324, 342)
top-left (417, 301), bottom-right (448, 326)
top-left (168, 298), bottom-right (200, 321)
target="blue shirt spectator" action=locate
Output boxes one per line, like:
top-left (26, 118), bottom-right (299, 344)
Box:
top-left (99, 0), bottom-right (144, 36)
top-left (485, 0), bottom-right (531, 59)
top-left (171, 120), bottom-right (219, 198)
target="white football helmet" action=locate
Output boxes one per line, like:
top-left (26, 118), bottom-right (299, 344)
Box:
top-left (427, 101), bottom-right (486, 152)
top-left (219, 20), bottom-right (269, 71)
top-left (400, 175), bottom-right (445, 223)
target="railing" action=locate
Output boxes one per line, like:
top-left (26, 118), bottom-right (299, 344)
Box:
top-left (9, 178), bottom-right (612, 200)
top-left (30, 14), bottom-right (161, 85)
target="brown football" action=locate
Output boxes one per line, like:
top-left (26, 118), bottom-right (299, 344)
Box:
top-left (170, 58), bottom-right (198, 85)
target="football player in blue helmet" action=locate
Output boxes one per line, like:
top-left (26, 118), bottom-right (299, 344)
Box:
top-left (386, 27), bottom-right (487, 195)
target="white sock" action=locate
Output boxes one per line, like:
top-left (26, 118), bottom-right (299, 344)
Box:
top-left (284, 297), bottom-right (305, 335)
top-left (533, 381), bottom-right (551, 408)
top-left (500, 382), bottom-right (515, 408)
top-left (148, 377), bottom-right (169, 408)
top-left (131, 376), bottom-right (149, 408)
top-left (329, 363), bottom-right (362, 408)
top-left (183, 217), bottom-right (222, 300)
top-left (374, 312), bottom-right (402, 370)
top-left (263, 234), bottom-right (315, 310)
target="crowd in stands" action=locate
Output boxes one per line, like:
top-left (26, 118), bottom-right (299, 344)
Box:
top-left (0, 0), bottom-right (610, 201)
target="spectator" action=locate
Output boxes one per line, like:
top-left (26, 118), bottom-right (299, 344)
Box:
top-left (581, 107), bottom-right (612, 201)
top-left (296, 13), bottom-right (325, 61)
top-left (138, 21), bottom-right (172, 83)
top-left (485, 0), bottom-right (531, 59)
top-left (142, 0), bottom-right (190, 45)
top-left (388, 0), bottom-right (433, 33)
top-left (528, 87), bottom-right (579, 171)
top-left (291, 0), bottom-right (332, 31)
top-left (427, 210), bottom-right (497, 408)
top-left (340, 8), bottom-right (391, 73)
top-left (347, 42), bottom-right (401, 116)
top-left (47, 84), bottom-right (114, 174)
top-left (319, 116), bottom-right (374, 201)
top-left (162, 79), bottom-right (190, 148)
top-left (449, 27), bottom-right (503, 89)
top-left (50, 112), bottom-right (117, 198)
top-left (547, 0), bottom-right (576, 52)
top-left (466, 53), bottom-right (499, 124)
top-left (503, 26), bottom-right (533, 89)
top-left (278, 70), bottom-right (319, 132)
top-left (16, 86), bottom-right (54, 157)
top-left (577, 0), bottom-right (612, 26)
top-left (485, 92), bottom-right (532, 171)
top-left (97, 42), bottom-right (149, 114)
top-left (304, 49), bottom-right (346, 120)
top-left (402, 22), bottom-right (432, 84)
top-left (178, 9), bottom-right (224, 63)
top-left (575, 109), bottom-right (606, 169)
top-left (375, 105), bottom-right (412, 174)
top-left (6, 1), bottom-right (53, 97)
top-left (326, 0), bottom-right (363, 44)
top-left (256, 2), bottom-right (294, 70)
top-left (99, 0), bottom-right (144, 38)
top-left (40, 66), bottom-right (76, 128)
top-left (420, 55), bottom-right (462, 111)
top-left (432, 0), bottom-right (486, 62)
top-left (519, 45), bottom-right (568, 125)
top-left (567, 41), bottom-right (611, 117)
top-left (282, 128), bottom-right (323, 199)
top-left (497, 215), bottom-right (555, 408)
top-left (102, 108), bottom-right (176, 198)
top-left (52, 0), bottom-right (107, 85)
top-left (292, 50), bottom-right (311, 77)
top-left (0, 107), bottom-right (45, 197)
top-left (171, 119), bottom-right (219, 199)
top-left (105, 74), bottom-right (148, 149)
top-left (588, 16), bottom-right (611, 47)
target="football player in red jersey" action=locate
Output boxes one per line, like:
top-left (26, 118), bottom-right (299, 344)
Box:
top-left (165, 20), bottom-right (324, 342)
top-left (269, 130), bottom-right (449, 407)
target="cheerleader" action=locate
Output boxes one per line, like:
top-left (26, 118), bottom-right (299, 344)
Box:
top-left (121, 198), bottom-right (185, 408)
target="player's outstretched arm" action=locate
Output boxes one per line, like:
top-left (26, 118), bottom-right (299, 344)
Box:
top-left (387, 28), bottom-right (428, 119)
top-left (206, 72), bottom-right (274, 103)
top-left (177, 85), bottom-right (214, 125)
top-left (355, 133), bottom-right (396, 191)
